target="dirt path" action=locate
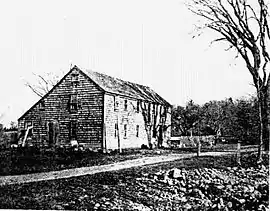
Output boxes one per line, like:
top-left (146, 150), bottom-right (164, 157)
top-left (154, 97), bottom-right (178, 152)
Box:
top-left (0, 148), bottom-right (257, 186)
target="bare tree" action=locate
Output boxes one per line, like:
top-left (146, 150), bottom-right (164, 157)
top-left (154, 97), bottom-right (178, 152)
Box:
top-left (24, 72), bottom-right (61, 97)
top-left (187, 0), bottom-right (270, 163)
top-left (140, 101), bottom-right (153, 148)
top-left (140, 101), bottom-right (170, 148)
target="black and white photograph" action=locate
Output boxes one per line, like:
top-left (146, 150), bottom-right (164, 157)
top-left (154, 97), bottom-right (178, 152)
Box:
top-left (0, 0), bottom-right (269, 210)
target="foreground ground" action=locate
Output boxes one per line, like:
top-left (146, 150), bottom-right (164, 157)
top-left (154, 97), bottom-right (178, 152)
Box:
top-left (0, 151), bottom-right (268, 210)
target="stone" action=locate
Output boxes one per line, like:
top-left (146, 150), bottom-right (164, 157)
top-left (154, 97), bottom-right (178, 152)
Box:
top-left (180, 180), bottom-right (186, 187)
top-left (219, 198), bottom-right (224, 207)
top-left (169, 168), bottom-right (182, 179)
top-left (227, 201), bottom-right (233, 208)
top-left (94, 203), bottom-right (100, 208)
top-left (238, 199), bottom-right (246, 204)
top-left (180, 197), bottom-right (188, 202)
top-left (260, 165), bottom-right (266, 170)
top-left (51, 204), bottom-right (65, 210)
top-left (167, 179), bottom-right (174, 186)
top-left (179, 187), bottom-right (187, 193)
top-left (183, 203), bottom-right (192, 210)
top-left (216, 185), bottom-right (224, 190)
top-left (242, 186), bottom-right (249, 193)
top-left (190, 188), bottom-right (205, 199)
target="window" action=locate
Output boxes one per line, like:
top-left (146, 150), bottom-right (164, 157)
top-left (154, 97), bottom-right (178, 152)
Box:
top-left (124, 99), bottom-right (128, 111)
top-left (71, 73), bottom-right (79, 87)
top-left (114, 96), bottom-right (119, 111)
top-left (71, 74), bottom-right (79, 82)
top-left (136, 101), bottom-right (140, 113)
top-left (163, 107), bottom-right (167, 116)
top-left (69, 94), bottom-right (78, 112)
top-left (114, 123), bottom-right (118, 138)
top-left (148, 103), bottom-right (151, 120)
top-left (69, 120), bottom-right (77, 139)
top-left (25, 121), bottom-right (32, 128)
top-left (160, 106), bottom-right (163, 116)
top-left (152, 104), bottom-right (156, 114)
top-left (136, 125), bottom-right (139, 137)
top-left (124, 124), bottom-right (127, 138)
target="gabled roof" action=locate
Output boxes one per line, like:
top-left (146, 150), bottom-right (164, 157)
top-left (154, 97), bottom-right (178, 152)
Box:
top-left (18, 66), bottom-right (171, 121)
top-left (84, 69), bottom-right (171, 106)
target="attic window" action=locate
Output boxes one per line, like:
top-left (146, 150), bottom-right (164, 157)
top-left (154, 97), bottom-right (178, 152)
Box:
top-left (124, 99), bottom-right (128, 111)
top-left (160, 106), bottom-right (163, 115)
top-left (114, 123), bottom-right (118, 138)
top-left (152, 104), bottom-right (156, 114)
top-left (136, 125), bottom-right (139, 137)
top-left (69, 94), bottom-right (78, 112)
top-left (71, 73), bottom-right (79, 87)
top-left (136, 101), bottom-right (140, 113)
top-left (114, 96), bottom-right (119, 111)
top-left (163, 107), bottom-right (167, 116)
top-left (124, 124), bottom-right (127, 138)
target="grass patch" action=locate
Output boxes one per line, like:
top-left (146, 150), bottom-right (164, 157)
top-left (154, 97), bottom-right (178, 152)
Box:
top-left (0, 144), bottom-right (258, 176)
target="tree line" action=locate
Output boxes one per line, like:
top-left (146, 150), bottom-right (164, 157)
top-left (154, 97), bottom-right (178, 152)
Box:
top-left (172, 96), bottom-right (260, 145)
top-left (187, 0), bottom-right (269, 163)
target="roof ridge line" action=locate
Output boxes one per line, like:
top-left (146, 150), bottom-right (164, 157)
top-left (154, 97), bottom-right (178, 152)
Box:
top-left (85, 69), bottom-right (151, 89)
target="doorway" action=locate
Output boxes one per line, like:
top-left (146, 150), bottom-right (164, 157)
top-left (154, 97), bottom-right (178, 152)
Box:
top-left (48, 120), bottom-right (59, 146)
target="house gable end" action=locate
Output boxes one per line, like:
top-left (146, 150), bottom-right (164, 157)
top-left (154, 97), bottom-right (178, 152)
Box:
top-left (18, 66), bottom-right (105, 121)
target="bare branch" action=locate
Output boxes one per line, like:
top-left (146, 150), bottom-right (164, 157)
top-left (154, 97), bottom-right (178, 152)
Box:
top-left (24, 82), bottom-right (44, 98)
top-left (24, 72), bottom-right (61, 97)
top-left (187, 0), bottom-right (270, 156)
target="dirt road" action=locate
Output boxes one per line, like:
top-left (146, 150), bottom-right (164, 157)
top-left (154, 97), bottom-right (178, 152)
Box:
top-left (0, 148), bottom-right (257, 186)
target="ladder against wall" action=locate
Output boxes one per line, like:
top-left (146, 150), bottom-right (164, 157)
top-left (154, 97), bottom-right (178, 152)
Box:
top-left (22, 126), bottom-right (33, 147)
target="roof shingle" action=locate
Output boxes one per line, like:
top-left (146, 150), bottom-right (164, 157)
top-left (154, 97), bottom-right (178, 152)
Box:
top-left (84, 69), bottom-right (171, 106)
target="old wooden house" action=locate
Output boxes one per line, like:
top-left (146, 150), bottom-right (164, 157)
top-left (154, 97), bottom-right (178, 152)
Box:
top-left (18, 66), bottom-right (171, 151)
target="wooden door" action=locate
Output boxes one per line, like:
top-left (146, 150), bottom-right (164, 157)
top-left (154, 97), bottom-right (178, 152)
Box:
top-left (48, 121), bottom-right (59, 146)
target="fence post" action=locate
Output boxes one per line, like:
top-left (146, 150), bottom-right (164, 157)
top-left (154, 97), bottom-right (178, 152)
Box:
top-left (197, 137), bottom-right (201, 157)
top-left (236, 140), bottom-right (241, 166)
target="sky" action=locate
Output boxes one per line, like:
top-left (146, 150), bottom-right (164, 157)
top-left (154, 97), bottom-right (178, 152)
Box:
top-left (0, 0), bottom-right (255, 127)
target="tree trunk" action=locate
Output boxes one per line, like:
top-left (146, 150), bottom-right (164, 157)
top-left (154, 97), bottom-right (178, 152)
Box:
top-left (263, 86), bottom-right (269, 151)
top-left (257, 87), bottom-right (265, 164)
top-left (260, 86), bottom-right (269, 151)
top-left (146, 127), bottom-right (152, 149)
top-left (116, 114), bottom-right (122, 153)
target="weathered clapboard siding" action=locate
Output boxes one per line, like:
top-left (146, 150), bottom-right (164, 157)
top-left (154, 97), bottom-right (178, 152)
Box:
top-left (18, 65), bottom-right (172, 150)
top-left (18, 68), bottom-right (104, 149)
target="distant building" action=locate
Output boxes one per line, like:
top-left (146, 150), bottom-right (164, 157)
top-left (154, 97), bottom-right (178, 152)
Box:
top-left (18, 66), bottom-right (171, 150)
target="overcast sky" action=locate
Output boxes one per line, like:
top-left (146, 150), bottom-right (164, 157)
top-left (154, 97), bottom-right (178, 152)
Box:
top-left (0, 0), bottom-right (255, 126)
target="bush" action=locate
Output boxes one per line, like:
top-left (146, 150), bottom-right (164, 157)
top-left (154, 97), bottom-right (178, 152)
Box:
top-left (141, 144), bottom-right (149, 149)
